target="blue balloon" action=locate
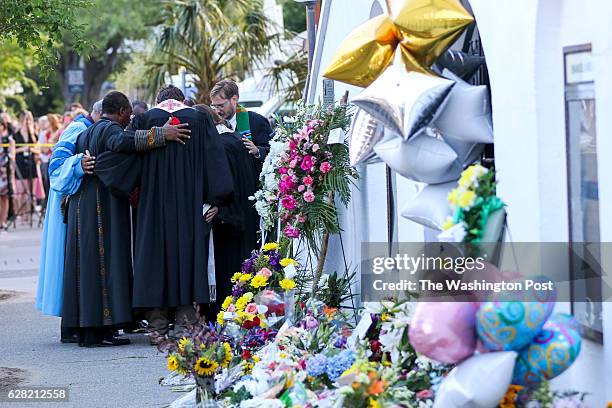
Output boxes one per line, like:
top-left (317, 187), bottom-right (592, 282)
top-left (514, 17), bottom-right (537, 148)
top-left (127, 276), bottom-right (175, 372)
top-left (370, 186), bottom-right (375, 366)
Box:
top-left (512, 313), bottom-right (582, 387)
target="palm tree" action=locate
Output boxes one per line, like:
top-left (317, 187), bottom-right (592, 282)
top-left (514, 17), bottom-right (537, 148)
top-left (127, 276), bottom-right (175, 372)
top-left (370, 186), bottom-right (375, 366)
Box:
top-left (145, 0), bottom-right (278, 104)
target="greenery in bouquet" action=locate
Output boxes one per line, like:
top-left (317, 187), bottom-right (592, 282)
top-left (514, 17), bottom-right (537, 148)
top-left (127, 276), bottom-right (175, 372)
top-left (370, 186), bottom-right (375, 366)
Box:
top-left (442, 164), bottom-right (505, 244)
top-left (217, 243), bottom-right (300, 328)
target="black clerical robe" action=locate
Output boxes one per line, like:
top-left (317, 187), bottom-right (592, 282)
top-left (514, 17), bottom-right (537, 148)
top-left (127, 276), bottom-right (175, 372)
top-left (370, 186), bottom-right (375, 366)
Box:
top-left (62, 119), bottom-right (154, 328)
top-left (211, 129), bottom-right (259, 312)
top-left (127, 102), bottom-right (234, 308)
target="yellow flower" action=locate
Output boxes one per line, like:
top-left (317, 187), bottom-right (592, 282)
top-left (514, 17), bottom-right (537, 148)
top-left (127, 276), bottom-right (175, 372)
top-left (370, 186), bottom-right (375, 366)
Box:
top-left (457, 190), bottom-right (476, 209)
top-left (221, 296), bottom-right (234, 311)
top-left (250, 275), bottom-right (268, 289)
top-left (239, 273), bottom-right (253, 283)
top-left (442, 217), bottom-right (455, 231)
top-left (194, 357), bottom-right (219, 376)
top-left (242, 362), bottom-right (254, 374)
top-left (222, 342), bottom-right (232, 367)
top-left (262, 242), bottom-right (279, 251)
top-left (178, 337), bottom-right (192, 352)
top-left (279, 352), bottom-right (288, 359)
top-left (253, 355), bottom-right (260, 363)
top-left (368, 398), bottom-right (381, 408)
top-left (380, 313), bottom-right (391, 322)
top-left (280, 258), bottom-right (297, 267)
top-left (216, 310), bottom-right (225, 325)
top-left (280, 278), bottom-right (296, 290)
top-left (231, 272), bottom-right (243, 283)
top-left (447, 188), bottom-right (460, 206)
top-left (167, 354), bottom-right (179, 371)
top-left (235, 292), bottom-right (254, 311)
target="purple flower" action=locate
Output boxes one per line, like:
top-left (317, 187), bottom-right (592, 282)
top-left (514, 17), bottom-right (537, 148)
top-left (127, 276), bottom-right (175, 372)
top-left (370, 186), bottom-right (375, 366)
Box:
top-left (232, 284), bottom-right (245, 297)
top-left (306, 354), bottom-right (327, 377)
top-left (333, 336), bottom-right (347, 349)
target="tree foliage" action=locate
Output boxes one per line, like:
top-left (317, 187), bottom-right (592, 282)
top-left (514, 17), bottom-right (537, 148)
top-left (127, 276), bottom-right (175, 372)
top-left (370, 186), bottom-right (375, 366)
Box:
top-left (279, 0), bottom-right (307, 35)
top-left (0, 0), bottom-right (90, 76)
top-left (145, 0), bottom-right (279, 104)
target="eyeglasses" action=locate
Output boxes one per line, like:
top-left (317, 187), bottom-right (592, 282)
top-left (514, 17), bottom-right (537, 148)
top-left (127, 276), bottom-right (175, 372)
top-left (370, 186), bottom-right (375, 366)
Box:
top-left (210, 100), bottom-right (230, 110)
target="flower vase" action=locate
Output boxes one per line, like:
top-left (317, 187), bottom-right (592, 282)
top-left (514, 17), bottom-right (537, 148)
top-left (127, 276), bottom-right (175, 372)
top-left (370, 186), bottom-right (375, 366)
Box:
top-left (284, 289), bottom-right (295, 325)
top-left (195, 376), bottom-right (218, 407)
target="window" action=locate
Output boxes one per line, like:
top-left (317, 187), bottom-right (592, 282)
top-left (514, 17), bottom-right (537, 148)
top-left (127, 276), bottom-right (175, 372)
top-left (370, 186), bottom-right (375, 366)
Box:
top-left (564, 44), bottom-right (603, 343)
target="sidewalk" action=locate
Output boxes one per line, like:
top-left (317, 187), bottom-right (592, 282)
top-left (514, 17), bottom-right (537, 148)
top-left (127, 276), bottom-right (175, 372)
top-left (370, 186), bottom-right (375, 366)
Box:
top-left (0, 226), bottom-right (179, 408)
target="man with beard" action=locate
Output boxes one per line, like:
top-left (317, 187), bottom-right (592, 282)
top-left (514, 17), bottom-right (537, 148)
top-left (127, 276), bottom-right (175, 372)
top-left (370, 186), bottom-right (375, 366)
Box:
top-left (125, 85), bottom-right (234, 341)
top-left (62, 91), bottom-right (190, 347)
top-left (210, 79), bottom-right (273, 178)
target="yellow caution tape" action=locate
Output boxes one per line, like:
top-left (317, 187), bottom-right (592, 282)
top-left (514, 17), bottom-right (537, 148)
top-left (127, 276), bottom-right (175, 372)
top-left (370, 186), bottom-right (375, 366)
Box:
top-left (0, 143), bottom-right (55, 148)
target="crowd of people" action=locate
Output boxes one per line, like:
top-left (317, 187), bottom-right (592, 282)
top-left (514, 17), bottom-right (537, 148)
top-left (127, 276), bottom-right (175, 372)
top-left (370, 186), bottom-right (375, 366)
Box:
top-left (34, 80), bottom-right (274, 347)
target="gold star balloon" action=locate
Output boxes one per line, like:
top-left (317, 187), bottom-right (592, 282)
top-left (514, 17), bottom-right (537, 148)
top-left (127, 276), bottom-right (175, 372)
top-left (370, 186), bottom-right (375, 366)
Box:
top-left (391, 0), bottom-right (474, 72)
top-left (323, 15), bottom-right (399, 88)
top-left (323, 0), bottom-right (473, 87)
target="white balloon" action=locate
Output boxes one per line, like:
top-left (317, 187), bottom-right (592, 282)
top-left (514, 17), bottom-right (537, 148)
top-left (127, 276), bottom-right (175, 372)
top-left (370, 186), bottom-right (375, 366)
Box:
top-left (348, 108), bottom-right (385, 166)
top-left (433, 351), bottom-right (517, 408)
top-left (434, 69), bottom-right (494, 144)
top-left (374, 128), bottom-right (461, 184)
top-left (353, 66), bottom-right (455, 140)
top-left (400, 182), bottom-right (455, 231)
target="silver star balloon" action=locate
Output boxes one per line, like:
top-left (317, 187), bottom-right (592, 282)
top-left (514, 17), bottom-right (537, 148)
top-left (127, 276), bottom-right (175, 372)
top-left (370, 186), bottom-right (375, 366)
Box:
top-left (348, 108), bottom-right (385, 166)
top-left (374, 127), bottom-right (462, 184)
top-left (433, 49), bottom-right (485, 81)
top-left (400, 181), bottom-right (456, 231)
top-left (434, 69), bottom-right (494, 144)
top-left (353, 66), bottom-right (455, 141)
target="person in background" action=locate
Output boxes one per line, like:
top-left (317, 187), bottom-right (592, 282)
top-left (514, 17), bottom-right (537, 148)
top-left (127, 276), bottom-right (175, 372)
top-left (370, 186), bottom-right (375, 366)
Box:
top-left (0, 120), bottom-right (14, 230)
top-left (131, 100), bottom-right (148, 117)
top-left (210, 79), bottom-right (273, 178)
top-left (13, 111), bottom-right (40, 223)
top-left (37, 116), bottom-right (51, 201)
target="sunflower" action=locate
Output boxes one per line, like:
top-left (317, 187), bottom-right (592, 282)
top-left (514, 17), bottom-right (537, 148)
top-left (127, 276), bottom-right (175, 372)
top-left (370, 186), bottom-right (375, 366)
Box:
top-left (178, 337), bottom-right (192, 352)
top-left (262, 242), bottom-right (278, 251)
top-left (167, 354), bottom-right (179, 371)
top-left (194, 357), bottom-right (219, 377)
top-left (239, 273), bottom-right (253, 283)
top-left (231, 272), bottom-right (243, 283)
top-left (222, 342), bottom-right (232, 367)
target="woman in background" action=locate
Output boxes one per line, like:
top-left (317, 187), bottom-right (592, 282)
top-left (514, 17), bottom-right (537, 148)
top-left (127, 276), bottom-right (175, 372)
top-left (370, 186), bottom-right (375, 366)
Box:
top-left (13, 110), bottom-right (40, 223)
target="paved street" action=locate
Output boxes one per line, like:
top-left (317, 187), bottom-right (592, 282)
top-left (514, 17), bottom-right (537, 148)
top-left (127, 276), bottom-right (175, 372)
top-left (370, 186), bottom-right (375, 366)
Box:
top-left (0, 226), bottom-right (180, 408)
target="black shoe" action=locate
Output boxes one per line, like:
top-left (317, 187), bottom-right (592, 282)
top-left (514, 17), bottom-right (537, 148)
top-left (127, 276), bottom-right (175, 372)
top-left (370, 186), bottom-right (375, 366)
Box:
top-left (81, 336), bottom-right (131, 348)
top-left (60, 334), bottom-right (79, 344)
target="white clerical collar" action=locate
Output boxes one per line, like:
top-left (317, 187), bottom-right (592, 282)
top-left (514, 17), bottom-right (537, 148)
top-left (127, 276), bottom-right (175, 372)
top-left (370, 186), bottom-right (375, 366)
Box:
top-left (229, 113), bottom-right (237, 130)
top-left (154, 99), bottom-right (190, 113)
top-left (216, 124), bottom-right (234, 134)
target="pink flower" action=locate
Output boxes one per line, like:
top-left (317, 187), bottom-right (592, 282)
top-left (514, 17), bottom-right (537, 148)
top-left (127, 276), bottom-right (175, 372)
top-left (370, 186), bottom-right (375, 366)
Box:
top-left (245, 303), bottom-right (258, 314)
top-left (279, 167), bottom-right (288, 175)
top-left (283, 225), bottom-right (300, 238)
top-left (287, 169), bottom-right (294, 176)
top-left (416, 390), bottom-right (433, 400)
top-left (301, 155), bottom-right (314, 171)
top-left (303, 191), bottom-right (315, 203)
top-left (296, 214), bottom-right (306, 223)
top-left (302, 175), bottom-right (313, 186)
top-left (298, 185), bottom-right (306, 193)
top-left (307, 119), bottom-right (322, 129)
top-left (289, 140), bottom-right (297, 151)
top-left (278, 175), bottom-right (296, 194)
top-left (312, 143), bottom-right (320, 152)
top-left (281, 195), bottom-right (297, 210)
top-left (227, 304), bottom-right (236, 312)
top-left (296, 126), bottom-right (312, 141)
top-left (258, 267), bottom-right (272, 278)
top-left (289, 159), bottom-right (298, 169)
top-left (320, 162), bottom-right (332, 173)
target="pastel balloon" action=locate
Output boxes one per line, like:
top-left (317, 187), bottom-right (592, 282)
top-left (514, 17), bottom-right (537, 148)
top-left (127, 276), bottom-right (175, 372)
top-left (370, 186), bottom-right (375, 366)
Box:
top-left (513, 313), bottom-right (582, 387)
top-left (409, 302), bottom-right (477, 363)
top-left (476, 296), bottom-right (555, 351)
top-left (432, 351), bottom-right (517, 408)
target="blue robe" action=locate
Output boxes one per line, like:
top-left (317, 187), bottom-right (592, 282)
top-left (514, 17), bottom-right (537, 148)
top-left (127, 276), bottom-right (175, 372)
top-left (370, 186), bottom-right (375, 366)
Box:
top-left (36, 117), bottom-right (92, 316)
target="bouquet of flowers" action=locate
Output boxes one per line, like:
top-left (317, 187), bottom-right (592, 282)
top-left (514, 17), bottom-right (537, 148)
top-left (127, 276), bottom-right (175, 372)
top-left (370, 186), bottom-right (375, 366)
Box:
top-left (252, 102), bottom-right (356, 245)
top-left (217, 242), bottom-right (300, 329)
top-left (440, 164), bottom-right (505, 244)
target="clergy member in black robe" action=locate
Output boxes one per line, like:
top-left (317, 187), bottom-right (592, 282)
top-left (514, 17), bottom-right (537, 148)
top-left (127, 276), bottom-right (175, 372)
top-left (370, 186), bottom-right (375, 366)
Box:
top-left (126, 85), bottom-right (234, 337)
top-left (62, 91), bottom-right (190, 347)
top-left (194, 105), bottom-right (259, 322)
